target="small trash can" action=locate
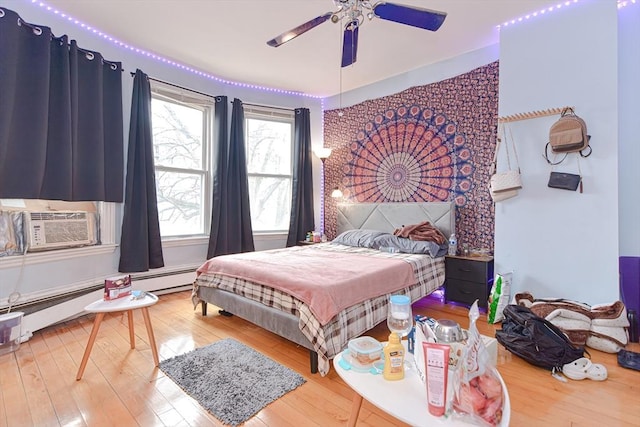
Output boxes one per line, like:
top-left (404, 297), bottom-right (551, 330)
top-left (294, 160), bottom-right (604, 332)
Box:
top-left (0, 312), bottom-right (24, 356)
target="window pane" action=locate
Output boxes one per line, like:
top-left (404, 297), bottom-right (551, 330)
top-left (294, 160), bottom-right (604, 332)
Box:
top-left (246, 118), bottom-right (291, 174)
top-left (156, 171), bottom-right (203, 236)
top-left (152, 98), bottom-right (203, 169)
top-left (248, 176), bottom-right (291, 231)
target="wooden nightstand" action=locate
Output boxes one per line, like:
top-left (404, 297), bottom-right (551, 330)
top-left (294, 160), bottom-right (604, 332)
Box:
top-left (444, 255), bottom-right (494, 309)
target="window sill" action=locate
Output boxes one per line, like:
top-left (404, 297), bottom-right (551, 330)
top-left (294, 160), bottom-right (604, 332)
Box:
top-left (159, 233), bottom-right (286, 245)
top-left (0, 244), bottom-right (118, 269)
top-left (161, 236), bottom-right (209, 247)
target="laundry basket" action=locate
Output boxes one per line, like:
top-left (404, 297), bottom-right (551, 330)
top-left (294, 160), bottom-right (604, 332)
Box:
top-left (0, 312), bottom-right (24, 356)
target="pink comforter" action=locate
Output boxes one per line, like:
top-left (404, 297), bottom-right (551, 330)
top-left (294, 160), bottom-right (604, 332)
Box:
top-left (196, 245), bottom-right (417, 325)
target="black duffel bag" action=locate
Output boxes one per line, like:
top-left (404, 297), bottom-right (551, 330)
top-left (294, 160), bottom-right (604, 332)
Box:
top-left (495, 304), bottom-right (585, 371)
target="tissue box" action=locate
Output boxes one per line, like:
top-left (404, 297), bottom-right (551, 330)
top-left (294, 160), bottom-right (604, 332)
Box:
top-left (104, 275), bottom-right (132, 300)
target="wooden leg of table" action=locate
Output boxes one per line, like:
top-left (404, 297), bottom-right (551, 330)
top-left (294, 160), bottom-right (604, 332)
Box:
top-left (347, 393), bottom-right (363, 427)
top-left (141, 307), bottom-right (159, 367)
top-left (127, 310), bottom-right (135, 349)
top-left (76, 312), bottom-right (105, 381)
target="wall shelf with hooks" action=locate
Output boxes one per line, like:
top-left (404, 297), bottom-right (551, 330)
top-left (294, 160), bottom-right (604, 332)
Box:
top-left (498, 106), bottom-right (574, 123)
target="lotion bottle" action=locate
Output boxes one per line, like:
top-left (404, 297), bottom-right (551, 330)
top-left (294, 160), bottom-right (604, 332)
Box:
top-left (423, 341), bottom-right (450, 417)
top-left (383, 332), bottom-right (405, 380)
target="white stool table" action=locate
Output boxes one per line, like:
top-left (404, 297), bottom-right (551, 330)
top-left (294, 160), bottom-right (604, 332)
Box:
top-left (76, 292), bottom-right (159, 380)
top-left (333, 341), bottom-right (510, 426)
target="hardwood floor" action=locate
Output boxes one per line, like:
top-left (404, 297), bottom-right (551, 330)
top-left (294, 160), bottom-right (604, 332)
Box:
top-left (1, 290), bottom-right (638, 427)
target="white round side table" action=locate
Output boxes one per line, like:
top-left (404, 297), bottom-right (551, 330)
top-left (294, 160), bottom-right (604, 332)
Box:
top-left (76, 292), bottom-right (159, 380)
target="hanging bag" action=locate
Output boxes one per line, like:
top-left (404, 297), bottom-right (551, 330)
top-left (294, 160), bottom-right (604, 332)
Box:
top-left (548, 155), bottom-right (583, 193)
top-left (489, 124), bottom-right (522, 202)
top-left (544, 107), bottom-right (592, 165)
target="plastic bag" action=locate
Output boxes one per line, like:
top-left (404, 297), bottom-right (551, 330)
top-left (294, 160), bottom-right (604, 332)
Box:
top-left (488, 272), bottom-right (512, 324)
top-left (452, 301), bottom-right (505, 426)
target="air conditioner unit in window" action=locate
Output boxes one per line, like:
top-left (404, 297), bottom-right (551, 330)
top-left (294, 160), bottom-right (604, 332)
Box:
top-left (24, 211), bottom-right (97, 252)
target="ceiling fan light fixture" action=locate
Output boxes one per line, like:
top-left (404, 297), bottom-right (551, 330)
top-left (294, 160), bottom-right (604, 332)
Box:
top-left (267, 0), bottom-right (447, 66)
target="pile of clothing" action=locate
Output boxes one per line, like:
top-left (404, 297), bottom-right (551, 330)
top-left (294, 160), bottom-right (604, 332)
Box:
top-left (514, 292), bottom-right (629, 353)
top-left (393, 221), bottom-right (446, 244)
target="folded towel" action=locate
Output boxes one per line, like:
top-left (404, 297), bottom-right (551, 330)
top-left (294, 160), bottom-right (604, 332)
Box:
top-left (591, 325), bottom-right (628, 346)
top-left (587, 327), bottom-right (629, 353)
top-left (528, 300), bottom-right (592, 320)
top-left (513, 292), bottom-right (631, 352)
top-left (513, 292), bottom-right (534, 307)
top-left (590, 301), bottom-right (629, 327)
top-left (591, 301), bottom-right (626, 318)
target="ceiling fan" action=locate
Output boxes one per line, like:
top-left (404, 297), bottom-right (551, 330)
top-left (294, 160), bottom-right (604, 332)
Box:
top-left (266, 0), bottom-right (447, 67)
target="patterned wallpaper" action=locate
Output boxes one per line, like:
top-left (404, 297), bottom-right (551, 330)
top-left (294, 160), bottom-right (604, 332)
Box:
top-left (323, 61), bottom-right (499, 252)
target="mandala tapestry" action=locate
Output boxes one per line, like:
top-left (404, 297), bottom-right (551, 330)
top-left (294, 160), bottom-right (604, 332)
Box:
top-left (342, 105), bottom-right (474, 206)
top-left (323, 61), bottom-right (499, 252)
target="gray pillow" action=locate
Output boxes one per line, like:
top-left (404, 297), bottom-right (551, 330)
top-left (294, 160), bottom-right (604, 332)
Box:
top-left (332, 229), bottom-right (389, 248)
top-left (372, 234), bottom-right (447, 257)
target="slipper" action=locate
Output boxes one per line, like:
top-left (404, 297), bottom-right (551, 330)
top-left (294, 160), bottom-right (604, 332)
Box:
top-left (562, 358), bottom-right (608, 381)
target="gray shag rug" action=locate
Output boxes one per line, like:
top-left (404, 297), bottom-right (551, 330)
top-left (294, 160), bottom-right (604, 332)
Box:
top-left (159, 338), bottom-right (306, 426)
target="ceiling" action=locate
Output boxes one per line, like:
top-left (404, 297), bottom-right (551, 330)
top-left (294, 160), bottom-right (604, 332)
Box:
top-left (41, 0), bottom-right (563, 97)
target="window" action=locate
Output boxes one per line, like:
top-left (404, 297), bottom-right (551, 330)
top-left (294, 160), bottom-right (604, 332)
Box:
top-left (244, 106), bottom-right (294, 233)
top-left (150, 83), bottom-right (294, 238)
top-left (151, 82), bottom-right (211, 237)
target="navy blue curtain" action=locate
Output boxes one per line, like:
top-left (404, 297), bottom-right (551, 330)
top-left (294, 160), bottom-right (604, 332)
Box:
top-left (118, 70), bottom-right (164, 272)
top-left (0, 7), bottom-right (123, 201)
top-left (207, 96), bottom-right (230, 258)
top-left (286, 108), bottom-right (315, 247)
top-left (207, 98), bottom-right (254, 258)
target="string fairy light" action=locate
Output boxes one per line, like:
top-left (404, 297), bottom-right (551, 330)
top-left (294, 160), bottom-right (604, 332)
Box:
top-left (28, 0), bottom-right (323, 100)
top-left (497, 0), bottom-right (581, 29)
top-left (497, 0), bottom-right (637, 30)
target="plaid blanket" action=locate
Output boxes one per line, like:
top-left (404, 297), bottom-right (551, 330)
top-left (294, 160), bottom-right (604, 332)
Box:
top-left (192, 243), bottom-right (445, 376)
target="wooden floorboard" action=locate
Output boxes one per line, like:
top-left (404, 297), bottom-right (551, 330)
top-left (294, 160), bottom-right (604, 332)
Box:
top-left (0, 290), bottom-right (638, 426)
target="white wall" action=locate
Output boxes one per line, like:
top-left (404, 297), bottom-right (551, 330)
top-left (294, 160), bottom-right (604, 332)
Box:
top-left (1, 2), bottom-right (324, 308)
top-left (618, 4), bottom-right (640, 256)
top-left (324, 44), bottom-right (499, 109)
top-left (495, 0), bottom-right (620, 304)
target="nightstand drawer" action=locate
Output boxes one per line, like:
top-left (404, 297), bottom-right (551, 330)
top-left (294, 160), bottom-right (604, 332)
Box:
top-left (446, 257), bottom-right (489, 282)
top-left (445, 279), bottom-right (489, 309)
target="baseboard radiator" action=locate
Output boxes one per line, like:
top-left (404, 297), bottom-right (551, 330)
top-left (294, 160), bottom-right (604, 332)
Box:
top-left (10, 266), bottom-right (198, 342)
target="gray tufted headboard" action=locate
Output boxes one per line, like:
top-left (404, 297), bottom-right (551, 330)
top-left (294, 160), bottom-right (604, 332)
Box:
top-left (336, 202), bottom-right (455, 238)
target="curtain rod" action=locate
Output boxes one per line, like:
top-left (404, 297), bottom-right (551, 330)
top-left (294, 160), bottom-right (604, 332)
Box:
top-left (243, 103), bottom-right (294, 112)
top-left (128, 73), bottom-right (294, 112)
top-left (129, 72), bottom-right (214, 99)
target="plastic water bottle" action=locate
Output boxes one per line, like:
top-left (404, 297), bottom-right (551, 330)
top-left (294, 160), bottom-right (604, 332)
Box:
top-left (448, 233), bottom-right (457, 256)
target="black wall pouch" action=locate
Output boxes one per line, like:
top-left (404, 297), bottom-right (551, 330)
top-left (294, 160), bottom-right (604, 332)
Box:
top-left (548, 172), bottom-right (582, 192)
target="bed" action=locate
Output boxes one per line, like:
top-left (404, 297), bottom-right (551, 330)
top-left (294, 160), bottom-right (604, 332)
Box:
top-left (192, 202), bottom-right (454, 375)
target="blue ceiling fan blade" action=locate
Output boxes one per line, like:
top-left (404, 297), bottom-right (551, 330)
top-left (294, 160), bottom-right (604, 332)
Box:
top-left (341, 21), bottom-right (359, 67)
top-left (267, 12), bottom-right (334, 47)
top-left (373, 2), bottom-right (446, 31)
